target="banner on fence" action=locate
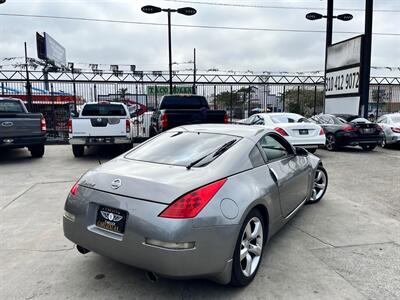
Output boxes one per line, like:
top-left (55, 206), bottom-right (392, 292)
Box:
top-left (146, 86), bottom-right (192, 95)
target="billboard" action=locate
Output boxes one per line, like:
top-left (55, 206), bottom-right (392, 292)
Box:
top-left (325, 35), bottom-right (363, 115)
top-left (36, 32), bottom-right (67, 67)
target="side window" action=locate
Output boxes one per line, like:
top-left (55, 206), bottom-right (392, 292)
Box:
top-left (320, 116), bottom-right (334, 124)
top-left (249, 146), bottom-right (265, 168)
top-left (258, 134), bottom-right (291, 161)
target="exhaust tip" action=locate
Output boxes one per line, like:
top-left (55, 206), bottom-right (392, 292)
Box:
top-left (145, 271), bottom-right (159, 283)
top-left (77, 245), bottom-right (90, 254)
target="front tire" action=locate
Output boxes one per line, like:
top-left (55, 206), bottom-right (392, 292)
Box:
top-left (231, 209), bottom-right (265, 287)
top-left (72, 145), bottom-right (85, 157)
top-left (306, 166), bottom-right (328, 204)
top-left (308, 148), bottom-right (317, 154)
top-left (29, 144), bottom-right (45, 158)
top-left (380, 134), bottom-right (387, 148)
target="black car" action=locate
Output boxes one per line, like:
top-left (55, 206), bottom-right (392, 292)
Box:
top-left (309, 114), bottom-right (382, 151)
top-left (149, 95), bottom-right (227, 137)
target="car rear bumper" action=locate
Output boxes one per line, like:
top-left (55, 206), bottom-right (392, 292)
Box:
top-left (286, 135), bottom-right (326, 149)
top-left (0, 135), bottom-right (46, 149)
top-left (63, 187), bottom-right (238, 284)
top-left (386, 133), bottom-right (400, 144)
top-left (69, 136), bottom-right (131, 145)
top-left (336, 132), bottom-right (383, 146)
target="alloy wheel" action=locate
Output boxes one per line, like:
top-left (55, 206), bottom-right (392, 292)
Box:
top-left (325, 135), bottom-right (335, 151)
top-left (310, 169), bottom-right (327, 202)
top-left (240, 217), bottom-right (263, 277)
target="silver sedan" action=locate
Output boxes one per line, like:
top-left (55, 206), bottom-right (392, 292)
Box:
top-left (377, 113), bottom-right (400, 147)
top-left (63, 124), bottom-right (328, 286)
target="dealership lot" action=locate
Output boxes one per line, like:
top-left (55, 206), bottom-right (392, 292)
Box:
top-left (1, 145), bottom-right (399, 299)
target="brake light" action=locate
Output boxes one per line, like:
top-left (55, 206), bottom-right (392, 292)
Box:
top-left (391, 127), bottom-right (400, 133)
top-left (319, 127), bottom-right (325, 135)
top-left (68, 119), bottom-right (72, 133)
top-left (126, 119), bottom-right (131, 133)
top-left (224, 113), bottom-right (229, 124)
top-left (40, 115), bottom-right (47, 132)
top-left (159, 178), bottom-right (227, 219)
top-left (70, 182), bottom-right (79, 196)
top-left (161, 113), bottom-right (168, 129)
top-left (274, 127), bottom-right (288, 136)
top-left (341, 124), bottom-right (358, 132)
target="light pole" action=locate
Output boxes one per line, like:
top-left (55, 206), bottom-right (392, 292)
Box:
top-left (306, 1), bottom-right (353, 112)
top-left (142, 5), bottom-right (196, 95)
top-left (0, 0), bottom-right (6, 4)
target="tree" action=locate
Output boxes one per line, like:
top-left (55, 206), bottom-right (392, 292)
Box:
top-left (282, 88), bottom-right (324, 117)
top-left (119, 88), bottom-right (129, 102)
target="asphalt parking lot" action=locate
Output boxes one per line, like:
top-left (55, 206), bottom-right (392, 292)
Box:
top-left (1, 145), bottom-right (399, 300)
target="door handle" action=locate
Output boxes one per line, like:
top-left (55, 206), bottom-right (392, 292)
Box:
top-left (269, 168), bottom-right (278, 183)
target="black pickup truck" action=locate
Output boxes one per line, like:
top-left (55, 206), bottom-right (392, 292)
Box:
top-left (0, 98), bottom-right (46, 157)
top-left (149, 95), bottom-right (228, 136)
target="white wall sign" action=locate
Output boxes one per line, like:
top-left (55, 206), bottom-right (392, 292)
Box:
top-left (326, 36), bottom-right (362, 70)
top-left (325, 97), bottom-right (360, 115)
top-left (325, 66), bottom-right (360, 97)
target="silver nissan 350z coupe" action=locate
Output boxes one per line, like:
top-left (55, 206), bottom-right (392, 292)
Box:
top-left (63, 124), bottom-right (328, 286)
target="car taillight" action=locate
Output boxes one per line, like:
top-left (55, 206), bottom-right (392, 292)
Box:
top-left (126, 119), bottom-right (131, 133)
top-left (274, 127), bottom-right (288, 136)
top-left (224, 113), bottom-right (229, 124)
top-left (341, 124), bottom-right (358, 132)
top-left (41, 115), bottom-right (47, 132)
top-left (391, 127), bottom-right (400, 133)
top-left (159, 178), bottom-right (227, 219)
top-left (70, 182), bottom-right (79, 196)
top-left (319, 127), bottom-right (325, 135)
top-left (161, 113), bottom-right (168, 129)
top-left (68, 119), bottom-right (72, 133)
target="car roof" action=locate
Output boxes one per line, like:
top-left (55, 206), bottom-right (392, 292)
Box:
top-left (173, 124), bottom-right (271, 140)
top-left (0, 97), bottom-right (23, 102)
top-left (256, 112), bottom-right (303, 118)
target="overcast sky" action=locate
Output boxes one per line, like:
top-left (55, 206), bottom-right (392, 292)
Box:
top-left (0, 0), bottom-right (399, 75)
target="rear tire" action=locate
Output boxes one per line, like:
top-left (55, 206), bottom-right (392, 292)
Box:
top-left (72, 145), bottom-right (85, 157)
top-left (361, 144), bottom-right (376, 151)
top-left (231, 209), bottom-right (265, 287)
top-left (29, 144), bottom-right (45, 158)
top-left (308, 148), bottom-right (317, 154)
top-left (380, 134), bottom-right (387, 148)
top-left (306, 166), bottom-right (328, 204)
top-left (325, 134), bottom-right (337, 151)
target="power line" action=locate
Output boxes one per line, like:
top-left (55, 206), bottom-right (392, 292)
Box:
top-left (0, 13), bottom-right (399, 36)
top-left (157, 0), bottom-right (400, 13)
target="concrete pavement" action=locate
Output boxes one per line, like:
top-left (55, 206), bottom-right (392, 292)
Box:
top-left (1, 145), bottom-right (399, 299)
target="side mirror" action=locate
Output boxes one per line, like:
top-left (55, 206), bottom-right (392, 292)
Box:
top-left (70, 110), bottom-right (78, 117)
top-left (295, 146), bottom-right (309, 156)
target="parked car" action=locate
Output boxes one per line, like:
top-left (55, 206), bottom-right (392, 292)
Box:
top-left (68, 102), bottom-right (133, 157)
top-left (376, 113), bottom-right (400, 147)
top-left (309, 114), bottom-right (383, 151)
top-left (149, 95), bottom-right (228, 136)
top-left (63, 124), bottom-right (328, 286)
top-left (239, 113), bottom-right (325, 153)
top-left (0, 98), bottom-right (46, 158)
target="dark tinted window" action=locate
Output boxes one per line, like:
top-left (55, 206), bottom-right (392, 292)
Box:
top-left (0, 100), bottom-right (25, 113)
top-left (160, 96), bottom-right (208, 110)
top-left (249, 146), bottom-right (265, 168)
top-left (259, 134), bottom-right (290, 161)
top-left (126, 131), bottom-right (240, 167)
top-left (81, 104), bottom-right (127, 116)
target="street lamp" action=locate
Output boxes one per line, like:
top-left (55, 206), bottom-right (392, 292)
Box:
top-left (0, 0), bottom-right (6, 4)
top-left (141, 5), bottom-right (197, 94)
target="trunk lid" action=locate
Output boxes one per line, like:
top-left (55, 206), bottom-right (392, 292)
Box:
top-left (275, 123), bottom-right (321, 137)
top-left (0, 113), bottom-right (42, 138)
top-left (80, 157), bottom-right (221, 204)
top-left (71, 117), bottom-right (128, 137)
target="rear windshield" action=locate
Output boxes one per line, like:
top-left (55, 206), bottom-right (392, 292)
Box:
top-left (391, 116), bottom-right (400, 123)
top-left (271, 115), bottom-right (300, 124)
top-left (81, 104), bottom-right (126, 116)
top-left (125, 131), bottom-right (239, 167)
top-left (160, 96), bottom-right (208, 110)
top-left (0, 100), bottom-right (25, 113)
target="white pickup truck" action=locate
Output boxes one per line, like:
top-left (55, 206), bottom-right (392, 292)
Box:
top-left (68, 102), bottom-right (133, 157)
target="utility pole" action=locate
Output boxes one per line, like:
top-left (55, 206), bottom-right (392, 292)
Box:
top-left (192, 48), bottom-right (197, 94)
top-left (24, 42), bottom-right (33, 111)
top-left (167, 10), bottom-right (173, 94)
top-left (360, 0), bottom-right (373, 118)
